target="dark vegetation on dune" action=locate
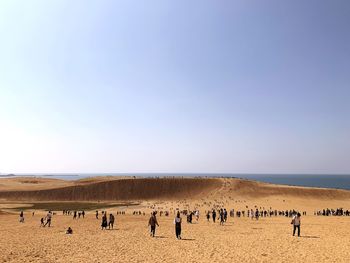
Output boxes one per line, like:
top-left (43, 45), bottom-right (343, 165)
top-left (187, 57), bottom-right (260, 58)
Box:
top-left (1, 177), bottom-right (350, 202)
top-left (0, 178), bottom-right (222, 201)
top-left (11, 202), bottom-right (138, 211)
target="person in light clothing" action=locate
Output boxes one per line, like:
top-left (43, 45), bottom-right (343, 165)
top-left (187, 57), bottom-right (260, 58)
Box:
top-left (44, 211), bottom-right (52, 227)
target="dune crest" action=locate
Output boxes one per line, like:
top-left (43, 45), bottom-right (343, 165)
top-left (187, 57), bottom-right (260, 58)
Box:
top-left (1, 177), bottom-right (350, 201)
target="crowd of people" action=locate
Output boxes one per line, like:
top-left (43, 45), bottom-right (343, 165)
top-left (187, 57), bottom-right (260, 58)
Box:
top-left (19, 204), bottom-right (350, 239)
top-left (314, 208), bottom-right (350, 216)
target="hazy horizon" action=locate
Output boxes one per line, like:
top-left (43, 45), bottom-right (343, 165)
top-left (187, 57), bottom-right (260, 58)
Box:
top-left (1, 1), bottom-right (349, 174)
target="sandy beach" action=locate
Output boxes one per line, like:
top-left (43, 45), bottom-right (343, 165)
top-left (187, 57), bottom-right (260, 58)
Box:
top-left (1, 177), bottom-right (350, 262)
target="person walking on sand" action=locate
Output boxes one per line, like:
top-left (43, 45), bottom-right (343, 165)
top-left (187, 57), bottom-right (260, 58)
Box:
top-left (174, 211), bottom-right (182, 239)
top-left (96, 210), bottom-right (99, 219)
top-left (148, 212), bottom-right (159, 237)
top-left (44, 211), bottom-right (52, 227)
top-left (109, 213), bottom-right (115, 229)
top-left (101, 212), bottom-right (108, 230)
top-left (291, 212), bottom-right (301, 237)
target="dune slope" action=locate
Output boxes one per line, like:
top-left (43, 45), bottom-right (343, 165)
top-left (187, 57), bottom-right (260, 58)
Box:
top-left (1, 177), bottom-right (350, 202)
top-left (0, 178), bottom-right (222, 201)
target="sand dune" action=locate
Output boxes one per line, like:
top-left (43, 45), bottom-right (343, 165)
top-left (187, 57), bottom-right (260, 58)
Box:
top-left (0, 177), bottom-right (221, 201)
top-left (1, 177), bottom-right (350, 202)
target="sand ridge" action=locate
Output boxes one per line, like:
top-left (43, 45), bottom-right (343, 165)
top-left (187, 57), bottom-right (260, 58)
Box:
top-left (1, 177), bottom-right (350, 202)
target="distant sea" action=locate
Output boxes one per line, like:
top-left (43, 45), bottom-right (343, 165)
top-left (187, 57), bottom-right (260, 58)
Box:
top-left (1, 173), bottom-right (350, 190)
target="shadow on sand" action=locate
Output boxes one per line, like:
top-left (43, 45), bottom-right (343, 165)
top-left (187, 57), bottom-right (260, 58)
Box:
top-left (299, 236), bottom-right (320, 239)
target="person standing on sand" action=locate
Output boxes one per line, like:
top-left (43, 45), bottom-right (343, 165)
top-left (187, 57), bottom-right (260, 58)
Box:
top-left (212, 209), bottom-right (216, 223)
top-left (291, 213), bottom-right (301, 237)
top-left (174, 212), bottom-right (182, 239)
top-left (206, 211), bottom-right (210, 222)
top-left (148, 212), bottom-right (159, 237)
top-left (96, 210), bottom-right (99, 219)
top-left (219, 209), bottom-right (224, 225)
top-left (101, 212), bottom-right (108, 230)
top-left (109, 213), bottom-right (115, 229)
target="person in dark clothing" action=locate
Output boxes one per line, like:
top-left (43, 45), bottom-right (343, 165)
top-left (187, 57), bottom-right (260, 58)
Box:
top-left (109, 213), bottom-right (115, 229)
top-left (66, 227), bottom-right (73, 234)
top-left (219, 209), bottom-right (224, 225)
top-left (212, 210), bottom-right (216, 223)
top-left (174, 212), bottom-right (182, 239)
top-left (188, 212), bottom-right (193, 223)
top-left (206, 211), bottom-right (210, 221)
top-left (101, 212), bottom-right (108, 230)
top-left (148, 212), bottom-right (159, 237)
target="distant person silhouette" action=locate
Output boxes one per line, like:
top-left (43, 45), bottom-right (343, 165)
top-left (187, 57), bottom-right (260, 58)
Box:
top-left (40, 217), bottom-right (45, 227)
top-left (174, 212), bottom-right (182, 239)
top-left (101, 212), bottom-right (108, 230)
top-left (109, 213), bottom-right (115, 229)
top-left (19, 211), bottom-right (24, 223)
top-left (212, 210), bottom-right (216, 223)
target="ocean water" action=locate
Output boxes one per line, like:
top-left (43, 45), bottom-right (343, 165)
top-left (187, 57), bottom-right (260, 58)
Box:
top-left (1, 173), bottom-right (350, 190)
top-left (235, 174), bottom-right (350, 190)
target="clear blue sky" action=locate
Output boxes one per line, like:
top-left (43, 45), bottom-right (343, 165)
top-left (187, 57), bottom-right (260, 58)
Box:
top-left (0, 0), bottom-right (349, 174)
